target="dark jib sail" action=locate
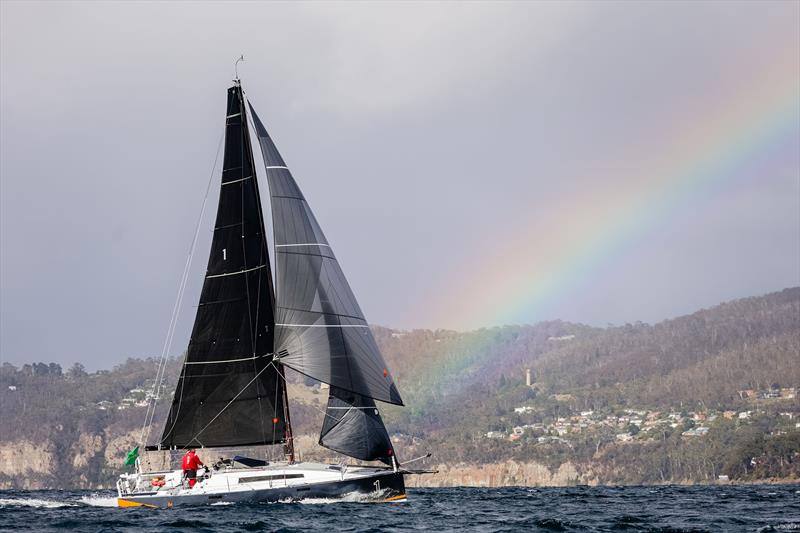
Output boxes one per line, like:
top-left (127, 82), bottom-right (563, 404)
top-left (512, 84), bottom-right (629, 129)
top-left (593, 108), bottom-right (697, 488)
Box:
top-left (248, 103), bottom-right (403, 406)
top-left (159, 85), bottom-right (286, 449)
top-left (319, 387), bottom-right (394, 465)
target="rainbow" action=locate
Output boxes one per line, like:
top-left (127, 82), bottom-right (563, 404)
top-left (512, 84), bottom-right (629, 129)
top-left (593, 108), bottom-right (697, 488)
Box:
top-left (394, 35), bottom-right (800, 396)
top-left (428, 41), bottom-right (799, 332)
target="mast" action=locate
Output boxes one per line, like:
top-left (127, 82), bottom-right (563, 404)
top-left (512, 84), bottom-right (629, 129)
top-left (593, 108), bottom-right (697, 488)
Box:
top-left (279, 365), bottom-right (295, 462)
top-left (240, 82), bottom-right (296, 462)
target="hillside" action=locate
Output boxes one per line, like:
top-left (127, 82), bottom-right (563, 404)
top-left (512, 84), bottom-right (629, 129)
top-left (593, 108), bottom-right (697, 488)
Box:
top-left (0, 288), bottom-right (798, 489)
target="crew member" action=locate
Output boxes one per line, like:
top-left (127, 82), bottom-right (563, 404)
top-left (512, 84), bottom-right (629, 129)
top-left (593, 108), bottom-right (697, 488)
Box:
top-left (181, 448), bottom-right (204, 488)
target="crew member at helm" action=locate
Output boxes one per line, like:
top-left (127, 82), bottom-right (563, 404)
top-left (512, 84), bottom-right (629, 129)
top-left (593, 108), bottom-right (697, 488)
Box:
top-left (181, 448), bottom-right (204, 488)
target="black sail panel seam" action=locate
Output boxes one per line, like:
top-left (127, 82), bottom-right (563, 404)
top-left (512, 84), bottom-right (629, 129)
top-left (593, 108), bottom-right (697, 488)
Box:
top-left (198, 297), bottom-right (247, 307)
top-left (272, 195), bottom-right (305, 200)
top-left (215, 222), bottom-right (244, 231)
top-left (275, 306), bottom-right (365, 322)
top-left (277, 250), bottom-right (337, 260)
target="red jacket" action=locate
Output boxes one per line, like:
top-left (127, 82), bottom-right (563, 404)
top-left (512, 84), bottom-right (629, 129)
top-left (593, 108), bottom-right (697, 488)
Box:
top-left (181, 451), bottom-right (203, 472)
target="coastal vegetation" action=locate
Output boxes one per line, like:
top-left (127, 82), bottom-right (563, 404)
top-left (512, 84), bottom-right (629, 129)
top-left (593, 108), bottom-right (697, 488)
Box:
top-left (0, 288), bottom-right (797, 489)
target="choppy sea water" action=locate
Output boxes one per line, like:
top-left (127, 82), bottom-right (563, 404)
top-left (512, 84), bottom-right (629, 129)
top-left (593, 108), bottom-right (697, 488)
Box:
top-left (0, 485), bottom-right (798, 532)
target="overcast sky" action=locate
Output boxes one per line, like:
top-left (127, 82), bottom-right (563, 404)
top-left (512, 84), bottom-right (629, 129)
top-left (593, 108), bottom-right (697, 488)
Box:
top-left (1, 1), bottom-right (798, 369)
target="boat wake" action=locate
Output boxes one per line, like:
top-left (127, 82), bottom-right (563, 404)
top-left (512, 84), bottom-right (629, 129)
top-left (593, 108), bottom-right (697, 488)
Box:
top-left (0, 497), bottom-right (78, 509)
top-left (78, 494), bottom-right (118, 507)
top-left (274, 489), bottom-right (399, 505)
top-left (0, 493), bottom-right (120, 509)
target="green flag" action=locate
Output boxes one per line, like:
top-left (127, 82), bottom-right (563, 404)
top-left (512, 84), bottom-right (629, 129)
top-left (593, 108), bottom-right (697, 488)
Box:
top-left (124, 446), bottom-right (139, 466)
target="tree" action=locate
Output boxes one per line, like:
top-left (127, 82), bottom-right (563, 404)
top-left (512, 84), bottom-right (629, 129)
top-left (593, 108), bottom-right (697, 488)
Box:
top-left (67, 363), bottom-right (87, 379)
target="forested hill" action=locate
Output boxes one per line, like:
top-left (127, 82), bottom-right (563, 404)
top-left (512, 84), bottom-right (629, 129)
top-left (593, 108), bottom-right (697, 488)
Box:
top-left (376, 286), bottom-right (799, 414)
top-left (0, 287), bottom-right (798, 489)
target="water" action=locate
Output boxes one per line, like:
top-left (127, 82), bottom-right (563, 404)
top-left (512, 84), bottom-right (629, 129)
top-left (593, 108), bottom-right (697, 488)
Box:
top-left (0, 485), bottom-right (798, 532)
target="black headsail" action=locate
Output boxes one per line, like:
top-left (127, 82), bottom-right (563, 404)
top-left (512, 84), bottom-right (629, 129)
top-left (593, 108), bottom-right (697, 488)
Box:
top-left (319, 387), bottom-right (394, 464)
top-left (248, 104), bottom-right (403, 407)
top-left (159, 84), bottom-right (287, 449)
top-left (248, 102), bottom-right (402, 463)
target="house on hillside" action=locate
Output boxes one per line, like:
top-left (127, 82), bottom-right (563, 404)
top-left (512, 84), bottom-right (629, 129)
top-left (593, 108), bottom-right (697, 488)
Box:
top-left (682, 427), bottom-right (710, 437)
top-left (547, 335), bottom-right (575, 341)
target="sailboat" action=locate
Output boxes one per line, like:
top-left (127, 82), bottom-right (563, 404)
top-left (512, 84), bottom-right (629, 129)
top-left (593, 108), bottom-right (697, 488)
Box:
top-left (117, 74), bottom-right (427, 508)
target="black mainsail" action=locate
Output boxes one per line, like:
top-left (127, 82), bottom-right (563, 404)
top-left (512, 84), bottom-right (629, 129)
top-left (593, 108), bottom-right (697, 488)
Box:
top-left (159, 85), bottom-right (287, 449)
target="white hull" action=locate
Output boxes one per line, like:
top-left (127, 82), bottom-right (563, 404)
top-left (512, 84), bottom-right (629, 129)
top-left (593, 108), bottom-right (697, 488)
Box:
top-left (117, 461), bottom-right (406, 508)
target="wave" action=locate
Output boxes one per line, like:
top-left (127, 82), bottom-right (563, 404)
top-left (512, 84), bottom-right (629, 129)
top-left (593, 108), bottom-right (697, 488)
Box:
top-left (756, 524), bottom-right (800, 533)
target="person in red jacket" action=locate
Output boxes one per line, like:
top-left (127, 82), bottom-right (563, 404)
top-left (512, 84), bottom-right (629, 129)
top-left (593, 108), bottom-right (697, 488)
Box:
top-left (181, 448), bottom-right (204, 488)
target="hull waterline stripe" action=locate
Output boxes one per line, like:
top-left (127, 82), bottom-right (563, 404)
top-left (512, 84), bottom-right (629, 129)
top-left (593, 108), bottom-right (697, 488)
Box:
top-left (184, 354), bottom-right (271, 365)
top-left (206, 264), bottom-right (266, 279)
top-left (275, 324), bottom-right (369, 328)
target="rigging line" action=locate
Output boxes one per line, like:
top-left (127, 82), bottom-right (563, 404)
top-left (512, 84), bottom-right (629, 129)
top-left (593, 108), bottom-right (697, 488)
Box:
top-left (144, 122), bottom-right (220, 444)
top-left (159, 356), bottom-right (189, 445)
top-left (269, 362), bottom-right (343, 425)
top-left (180, 361), bottom-right (273, 452)
top-left (139, 127), bottom-right (225, 449)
